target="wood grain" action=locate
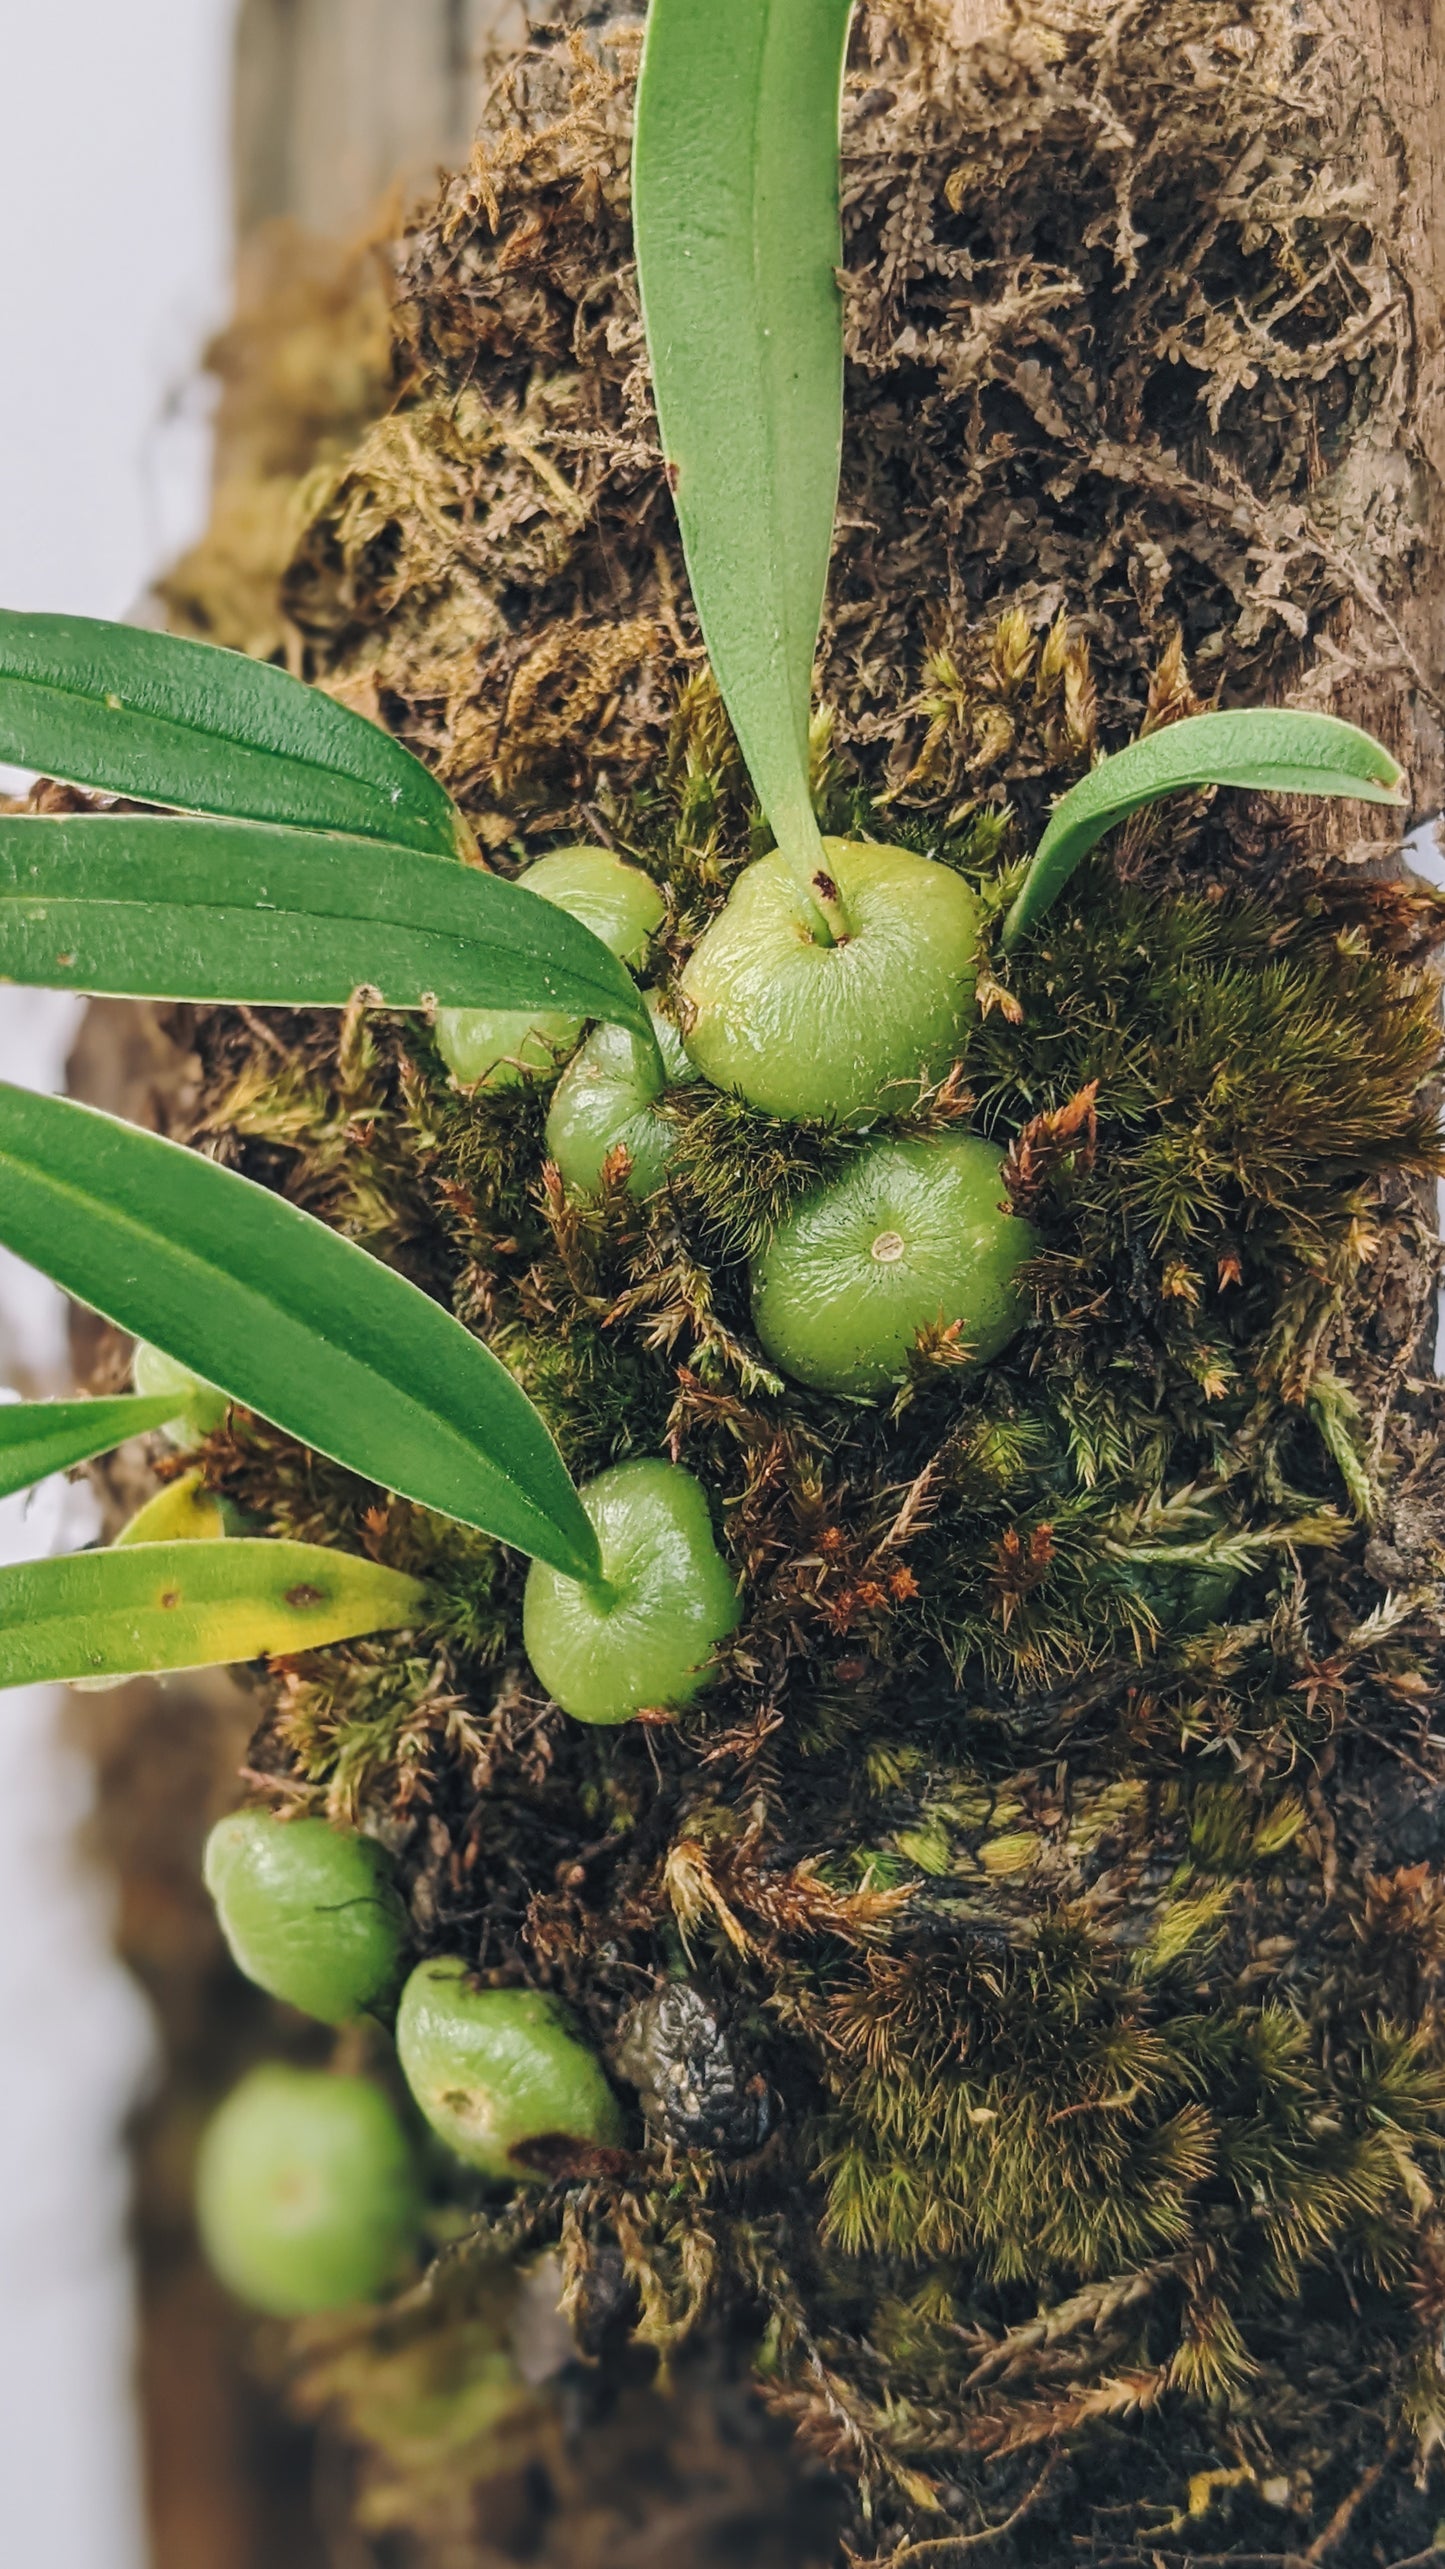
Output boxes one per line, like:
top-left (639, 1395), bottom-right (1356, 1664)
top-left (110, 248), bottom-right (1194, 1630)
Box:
top-left (234, 0), bottom-right (523, 237)
top-left (1325, 0), bottom-right (1445, 826)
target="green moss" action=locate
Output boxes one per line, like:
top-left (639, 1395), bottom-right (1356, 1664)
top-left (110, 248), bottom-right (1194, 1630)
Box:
top-left (190, 742), bottom-right (1445, 2539)
top-left (166, 0), bottom-right (1445, 2554)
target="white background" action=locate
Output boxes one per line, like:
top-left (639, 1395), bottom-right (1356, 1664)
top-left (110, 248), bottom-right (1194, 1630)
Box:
top-left (0, 8), bottom-right (237, 2564)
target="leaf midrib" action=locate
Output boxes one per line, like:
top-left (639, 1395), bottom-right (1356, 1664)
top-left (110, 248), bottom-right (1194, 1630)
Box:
top-left (6, 655), bottom-right (424, 808)
top-left (0, 1139), bottom-right (565, 1549)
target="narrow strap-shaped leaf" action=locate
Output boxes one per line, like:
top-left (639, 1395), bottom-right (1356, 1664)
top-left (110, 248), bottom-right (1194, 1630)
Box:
top-left (0, 814), bottom-right (652, 1035)
top-left (0, 1084), bottom-right (602, 1585)
top-left (0, 1539), bottom-right (428, 1691)
top-left (0, 610), bottom-right (464, 859)
top-left (113, 1471), bottom-right (227, 1547)
top-left (634, 0), bottom-right (854, 935)
top-left (1001, 708), bottom-right (1405, 951)
top-left (0, 1394), bottom-right (180, 1503)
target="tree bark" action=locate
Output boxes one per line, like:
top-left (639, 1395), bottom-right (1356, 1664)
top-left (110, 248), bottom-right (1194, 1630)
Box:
top-left (234, 0), bottom-right (519, 238)
top-left (1329, 0), bottom-right (1445, 823)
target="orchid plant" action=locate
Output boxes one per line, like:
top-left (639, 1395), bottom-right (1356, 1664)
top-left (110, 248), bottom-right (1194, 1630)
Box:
top-left (0, 0), bottom-right (1403, 1726)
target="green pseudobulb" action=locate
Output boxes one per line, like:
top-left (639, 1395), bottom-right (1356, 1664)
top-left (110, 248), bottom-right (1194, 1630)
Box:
top-left (396, 1958), bottom-right (625, 2180)
top-left (203, 1809), bottom-right (408, 2025)
top-left (523, 1458), bottom-right (739, 1724)
top-left (131, 1340), bottom-right (229, 1446)
top-left (435, 846), bottom-right (665, 1089)
top-left (751, 1134), bottom-right (1037, 1398)
top-left (196, 2064), bottom-right (420, 2316)
top-left (679, 838), bottom-right (979, 1125)
top-left (545, 991), bottom-right (695, 1198)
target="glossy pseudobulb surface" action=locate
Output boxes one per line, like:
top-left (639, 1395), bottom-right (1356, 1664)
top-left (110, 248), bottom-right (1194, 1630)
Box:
top-left (522, 1458), bottom-right (739, 1724)
top-left (131, 1339), bottom-right (229, 1446)
top-left (396, 1958), bottom-right (625, 2179)
top-left (751, 1134), bottom-right (1037, 1398)
top-left (435, 846), bottom-right (665, 1089)
top-left (203, 1810), bottom-right (408, 2024)
top-left (196, 2064), bottom-right (420, 2316)
top-left (679, 838), bottom-right (979, 1124)
top-left (545, 991), bottom-right (694, 1197)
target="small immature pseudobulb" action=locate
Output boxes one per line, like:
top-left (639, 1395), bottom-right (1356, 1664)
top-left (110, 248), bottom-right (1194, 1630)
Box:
top-left (545, 990), bottom-right (694, 1198)
top-left (396, 1958), bottom-right (625, 2179)
top-left (196, 2064), bottom-right (420, 2316)
top-left (203, 1809), bottom-right (408, 2025)
top-left (436, 846), bottom-right (665, 1090)
top-left (522, 1458), bottom-right (739, 1724)
top-left (131, 1340), bottom-right (229, 1446)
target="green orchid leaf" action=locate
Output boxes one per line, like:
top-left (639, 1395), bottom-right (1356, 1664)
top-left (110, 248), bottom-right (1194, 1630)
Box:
top-left (1001, 708), bottom-right (1406, 952)
top-left (0, 1538), bottom-right (428, 1691)
top-left (0, 610), bottom-right (464, 860)
top-left (0, 814), bottom-right (652, 1037)
top-left (0, 1084), bottom-right (602, 1585)
top-left (0, 1394), bottom-right (181, 1503)
top-left (634, 0), bottom-right (854, 931)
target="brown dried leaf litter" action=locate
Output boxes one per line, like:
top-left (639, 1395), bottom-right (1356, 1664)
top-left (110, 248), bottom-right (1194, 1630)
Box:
top-left (142, 5), bottom-right (1445, 2566)
top-left (168, 0), bottom-right (1423, 846)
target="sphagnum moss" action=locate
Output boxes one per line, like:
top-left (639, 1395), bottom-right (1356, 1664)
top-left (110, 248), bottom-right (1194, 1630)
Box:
top-left (127, 4), bottom-right (1445, 2563)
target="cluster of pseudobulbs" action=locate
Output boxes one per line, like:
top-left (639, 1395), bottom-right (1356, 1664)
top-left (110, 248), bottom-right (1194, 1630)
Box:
top-left (433, 837), bottom-right (1036, 1726)
top-left (195, 1809), bottom-right (629, 2316)
top-left (176, 840), bottom-right (1032, 2316)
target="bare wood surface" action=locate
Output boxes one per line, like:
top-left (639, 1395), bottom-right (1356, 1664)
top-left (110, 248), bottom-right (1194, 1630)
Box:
top-left (1361, 0), bottom-right (1445, 819)
top-left (234, 0), bottom-right (522, 238)
top-left (1323, 0), bottom-right (1445, 825)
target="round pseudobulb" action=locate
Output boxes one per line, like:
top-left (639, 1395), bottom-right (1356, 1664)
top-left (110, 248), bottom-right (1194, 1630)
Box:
top-left (196, 2065), bottom-right (420, 2316)
top-left (203, 1810), bottom-right (408, 2025)
top-left (435, 846), bottom-right (665, 1090)
top-left (545, 991), bottom-right (694, 1198)
top-left (132, 1340), bottom-right (229, 1446)
top-left (751, 1134), bottom-right (1036, 1398)
top-left (396, 1959), bottom-right (625, 2180)
top-left (679, 838), bottom-right (979, 1125)
top-left (522, 1458), bottom-right (739, 1725)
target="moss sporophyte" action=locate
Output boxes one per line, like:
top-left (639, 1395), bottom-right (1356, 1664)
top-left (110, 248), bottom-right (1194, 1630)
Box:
top-left (0, 0), bottom-right (1434, 2539)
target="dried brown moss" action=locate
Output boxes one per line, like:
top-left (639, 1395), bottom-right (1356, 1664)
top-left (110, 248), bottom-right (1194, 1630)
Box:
top-left (137, 5), bottom-right (1445, 2563)
top-left (202, 0), bottom-right (1422, 856)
